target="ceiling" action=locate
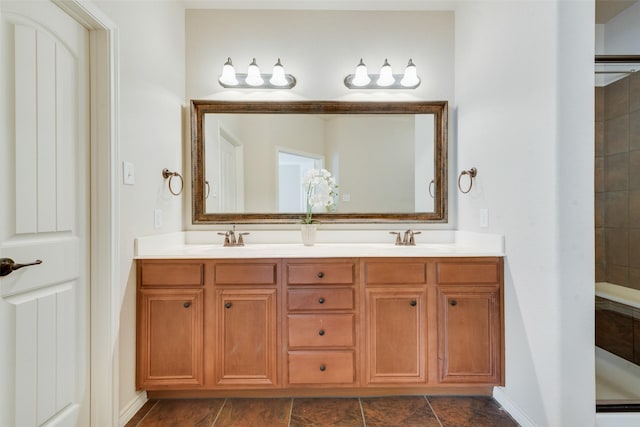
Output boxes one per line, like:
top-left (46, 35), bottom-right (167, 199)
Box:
top-left (596, 0), bottom-right (638, 23)
top-left (185, 0), bottom-right (637, 21)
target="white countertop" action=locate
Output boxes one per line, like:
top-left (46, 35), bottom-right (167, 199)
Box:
top-left (134, 230), bottom-right (504, 259)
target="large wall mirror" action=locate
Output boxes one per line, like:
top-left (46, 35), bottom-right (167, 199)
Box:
top-left (191, 100), bottom-right (448, 224)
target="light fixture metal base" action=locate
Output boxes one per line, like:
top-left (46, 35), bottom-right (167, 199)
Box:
top-left (219, 73), bottom-right (296, 89)
top-left (344, 74), bottom-right (420, 89)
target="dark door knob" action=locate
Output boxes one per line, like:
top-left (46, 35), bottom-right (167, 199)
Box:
top-left (183, 302), bottom-right (191, 308)
top-left (319, 364), bottom-right (326, 372)
top-left (410, 300), bottom-right (417, 307)
top-left (450, 300), bottom-right (457, 306)
top-left (318, 297), bottom-right (325, 304)
top-left (317, 272), bottom-right (324, 278)
top-left (0, 258), bottom-right (43, 277)
top-left (225, 302), bottom-right (232, 309)
top-left (318, 329), bottom-right (325, 336)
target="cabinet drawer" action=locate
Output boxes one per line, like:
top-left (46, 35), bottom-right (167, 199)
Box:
top-left (287, 263), bottom-right (354, 285)
top-left (364, 262), bottom-right (427, 285)
top-left (437, 261), bottom-right (500, 284)
top-left (215, 263), bottom-right (277, 285)
top-left (288, 288), bottom-right (354, 311)
top-left (140, 263), bottom-right (204, 287)
top-left (288, 351), bottom-right (355, 384)
top-left (288, 314), bottom-right (355, 348)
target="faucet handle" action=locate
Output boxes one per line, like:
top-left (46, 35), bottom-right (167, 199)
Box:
top-left (237, 232), bottom-right (250, 246)
top-left (389, 231), bottom-right (402, 245)
top-left (409, 231), bottom-right (421, 246)
top-left (217, 231), bottom-right (231, 246)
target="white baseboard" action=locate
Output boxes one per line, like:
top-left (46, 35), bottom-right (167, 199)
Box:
top-left (119, 391), bottom-right (148, 427)
top-left (493, 387), bottom-right (538, 427)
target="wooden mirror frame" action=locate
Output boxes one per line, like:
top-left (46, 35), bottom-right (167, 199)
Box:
top-left (191, 100), bottom-right (448, 224)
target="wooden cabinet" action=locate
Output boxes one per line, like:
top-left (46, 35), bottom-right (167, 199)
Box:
top-left (136, 262), bottom-right (205, 389)
top-left (436, 259), bottom-right (504, 385)
top-left (214, 261), bottom-right (279, 387)
top-left (136, 256), bottom-right (504, 395)
top-left (364, 260), bottom-right (428, 385)
top-left (215, 288), bottom-right (278, 386)
top-left (285, 260), bottom-right (358, 386)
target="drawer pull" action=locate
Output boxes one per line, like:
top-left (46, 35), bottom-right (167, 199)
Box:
top-left (410, 300), bottom-right (417, 307)
top-left (450, 299), bottom-right (457, 307)
top-left (319, 364), bottom-right (326, 372)
top-left (183, 302), bottom-right (191, 308)
top-left (225, 302), bottom-right (232, 309)
top-left (317, 272), bottom-right (324, 278)
top-left (318, 329), bottom-right (325, 336)
top-left (318, 297), bottom-right (325, 304)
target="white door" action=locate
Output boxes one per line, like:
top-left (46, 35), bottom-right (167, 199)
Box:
top-left (0, 1), bottom-right (90, 426)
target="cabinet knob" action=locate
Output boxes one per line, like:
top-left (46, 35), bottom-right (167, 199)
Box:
top-left (317, 272), bottom-right (324, 278)
top-left (318, 297), bottom-right (325, 304)
top-left (183, 302), bottom-right (191, 308)
top-left (319, 364), bottom-right (326, 372)
top-left (450, 299), bottom-right (457, 307)
top-left (410, 300), bottom-right (417, 307)
top-left (225, 302), bottom-right (232, 309)
top-left (318, 329), bottom-right (325, 336)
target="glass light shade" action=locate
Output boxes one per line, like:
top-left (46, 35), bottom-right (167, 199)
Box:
top-left (351, 59), bottom-right (371, 87)
top-left (400, 59), bottom-right (420, 87)
top-left (376, 59), bottom-right (395, 87)
top-left (245, 58), bottom-right (264, 86)
top-left (219, 57), bottom-right (238, 86)
top-left (269, 58), bottom-right (288, 86)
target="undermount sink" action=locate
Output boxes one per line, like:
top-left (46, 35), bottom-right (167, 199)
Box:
top-left (158, 242), bottom-right (473, 259)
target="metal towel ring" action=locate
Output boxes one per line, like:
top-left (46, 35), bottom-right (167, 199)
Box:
top-left (162, 168), bottom-right (183, 196)
top-left (458, 167), bottom-right (477, 194)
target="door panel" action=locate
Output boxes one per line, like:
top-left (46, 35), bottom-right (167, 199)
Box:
top-left (1, 1), bottom-right (89, 426)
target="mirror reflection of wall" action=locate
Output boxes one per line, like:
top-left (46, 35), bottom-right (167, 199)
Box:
top-left (204, 113), bottom-right (435, 214)
top-left (277, 151), bottom-right (323, 212)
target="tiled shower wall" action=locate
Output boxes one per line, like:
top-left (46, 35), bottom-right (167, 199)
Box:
top-left (596, 71), bottom-right (640, 288)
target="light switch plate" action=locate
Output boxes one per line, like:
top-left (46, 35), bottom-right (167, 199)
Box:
top-left (480, 208), bottom-right (489, 228)
top-left (123, 161), bottom-right (135, 185)
top-left (154, 208), bottom-right (163, 229)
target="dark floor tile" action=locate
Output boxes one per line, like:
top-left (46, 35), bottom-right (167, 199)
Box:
top-left (290, 398), bottom-right (364, 427)
top-left (428, 396), bottom-right (519, 427)
top-left (361, 396), bottom-right (440, 427)
top-left (214, 398), bottom-right (291, 427)
top-left (125, 400), bottom-right (159, 427)
top-left (137, 398), bottom-right (225, 427)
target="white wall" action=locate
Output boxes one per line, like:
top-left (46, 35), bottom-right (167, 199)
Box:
top-left (455, 1), bottom-right (594, 426)
top-left (92, 0), bottom-right (185, 418)
top-left (603, 1), bottom-right (640, 54)
top-left (185, 9), bottom-right (455, 229)
top-left (93, 2), bottom-right (598, 425)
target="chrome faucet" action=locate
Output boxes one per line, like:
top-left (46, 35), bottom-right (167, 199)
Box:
top-left (390, 230), bottom-right (421, 246)
top-left (218, 226), bottom-right (249, 246)
top-left (403, 229), bottom-right (420, 246)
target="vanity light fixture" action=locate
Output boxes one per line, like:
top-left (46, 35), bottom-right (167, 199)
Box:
top-left (218, 57), bottom-right (297, 89)
top-left (344, 58), bottom-right (421, 89)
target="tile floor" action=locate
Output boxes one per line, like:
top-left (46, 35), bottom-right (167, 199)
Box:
top-left (125, 396), bottom-right (519, 427)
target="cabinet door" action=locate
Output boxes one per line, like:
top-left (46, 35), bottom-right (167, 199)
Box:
top-left (216, 288), bottom-right (278, 387)
top-left (365, 288), bottom-right (426, 384)
top-left (137, 289), bottom-right (203, 388)
top-left (437, 286), bottom-right (502, 384)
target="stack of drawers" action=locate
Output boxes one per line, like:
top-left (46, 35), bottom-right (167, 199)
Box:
top-left (285, 259), bottom-right (357, 386)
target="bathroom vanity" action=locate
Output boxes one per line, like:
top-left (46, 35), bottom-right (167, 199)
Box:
top-left (135, 238), bottom-right (504, 398)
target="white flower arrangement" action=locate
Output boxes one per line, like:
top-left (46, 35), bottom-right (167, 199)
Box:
top-left (301, 168), bottom-right (338, 224)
